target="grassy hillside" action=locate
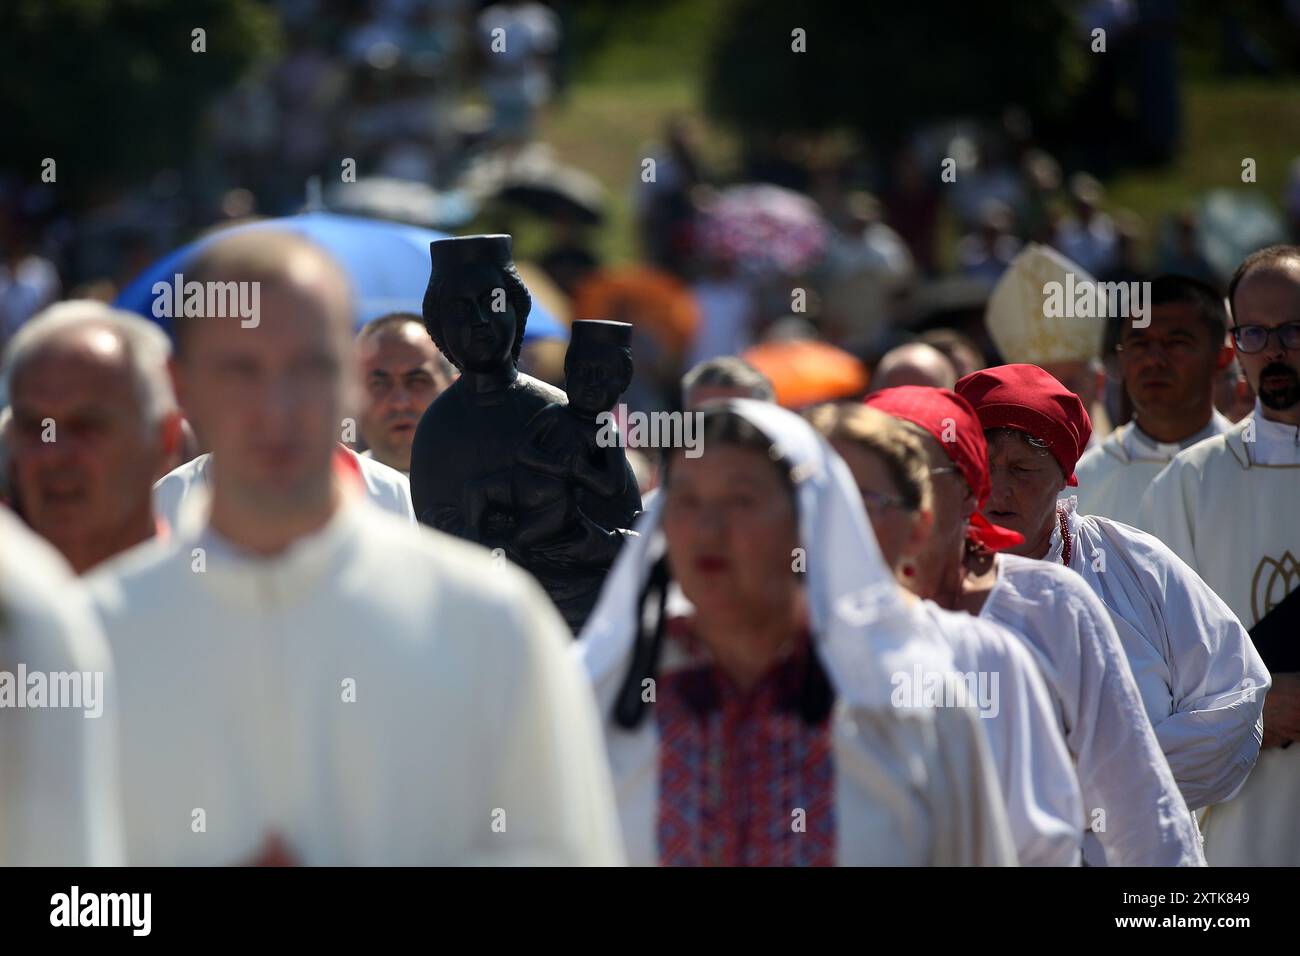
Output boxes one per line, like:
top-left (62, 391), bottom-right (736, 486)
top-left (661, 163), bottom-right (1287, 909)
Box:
top-left (532, 4), bottom-right (1299, 267)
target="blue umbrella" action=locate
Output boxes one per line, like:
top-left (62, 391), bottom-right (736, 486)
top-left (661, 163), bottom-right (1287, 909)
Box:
top-left (114, 211), bottom-right (568, 342)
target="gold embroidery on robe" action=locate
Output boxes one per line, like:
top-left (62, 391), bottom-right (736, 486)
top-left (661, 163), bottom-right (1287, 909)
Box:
top-left (1251, 551), bottom-right (1300, 626)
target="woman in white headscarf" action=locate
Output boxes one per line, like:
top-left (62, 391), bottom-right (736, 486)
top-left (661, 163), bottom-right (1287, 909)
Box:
top-left (576, 399), bottom-right (1015, 866)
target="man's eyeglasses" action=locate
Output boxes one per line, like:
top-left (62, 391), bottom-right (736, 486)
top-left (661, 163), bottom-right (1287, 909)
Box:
top-left (1231, 322), bottom-right (1300, 355)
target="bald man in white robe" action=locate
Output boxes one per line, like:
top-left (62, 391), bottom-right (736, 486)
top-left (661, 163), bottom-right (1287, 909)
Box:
top-left (87, 231), bottom-right (623, 865)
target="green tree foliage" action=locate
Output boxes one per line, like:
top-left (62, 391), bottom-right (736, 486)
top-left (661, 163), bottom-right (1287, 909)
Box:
top-left (704, 0), bottom-right (1086, 146)
top-left (0, 0), bottom-right (278, 200)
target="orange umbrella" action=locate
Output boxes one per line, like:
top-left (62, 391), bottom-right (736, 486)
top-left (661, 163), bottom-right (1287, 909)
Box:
top-left (571, 266), bottom-right (699, 360)
top-left (743, 339), bottom-right (871, 409)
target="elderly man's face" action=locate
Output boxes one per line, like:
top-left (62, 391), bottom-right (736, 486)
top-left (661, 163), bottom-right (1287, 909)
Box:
top-left (358, 322), bottom-right (451, 471)
top-left (174, 278), bottom-right (349, 509)
top-left (436, 263), bottom-right (517, 373)
top-left (9, 329), bottom-right (166, 569)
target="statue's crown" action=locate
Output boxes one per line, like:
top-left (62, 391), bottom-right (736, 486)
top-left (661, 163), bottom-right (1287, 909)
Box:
top-left (428, 234), bottom-right (514, 273)
top-left (569, 319), bottom-right (632, 350)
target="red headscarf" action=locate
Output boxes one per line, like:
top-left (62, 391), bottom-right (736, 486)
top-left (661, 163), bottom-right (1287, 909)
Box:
top-left (954, 364), bottom-right (1092, 486)
top-left (863, 386), bottom-right (1023, 551)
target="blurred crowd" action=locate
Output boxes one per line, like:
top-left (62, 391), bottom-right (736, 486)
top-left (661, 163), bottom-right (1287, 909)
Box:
top-left (4, 0), bottom-right (1300, 870)
top-left (4, 3), bottom-right (1300, 438)
top-left (1, 0), bottom-right (565, 329)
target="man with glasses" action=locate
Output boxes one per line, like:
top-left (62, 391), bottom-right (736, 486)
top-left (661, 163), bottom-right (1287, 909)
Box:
top-left (1142, 245), bottom-right (1300, 865)
top-left (1073, 275), bottom-right (1237, 527)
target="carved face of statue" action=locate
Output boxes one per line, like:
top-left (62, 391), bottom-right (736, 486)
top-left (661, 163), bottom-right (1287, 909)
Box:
top-left (436, 262), bottom-right (517, 373)
top-left (565, 346), bottom-right (630, 417)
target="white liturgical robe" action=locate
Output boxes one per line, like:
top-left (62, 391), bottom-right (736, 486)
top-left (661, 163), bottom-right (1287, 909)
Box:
top-left (1073, 412), bottom-right (1232, 527)
top-left (359, 447), bottom-right (408, 477)
top-left (0, 507), bottom-right (123, 866)
top-left (86, 492), bottom-right (624, 866)
top-left (980, 553), bottom-right (1203, 866)
top-left (153, 447), bottom-right (415, 531)
top-left (916, 599), bottom-right (1084, 867)
top-left (1044, 497), bottom-right (1268, 814)
top-left (1140, 402), bottom-right (1300, 865)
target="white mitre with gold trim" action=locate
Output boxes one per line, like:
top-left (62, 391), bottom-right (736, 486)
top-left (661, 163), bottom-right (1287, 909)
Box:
top-left (986, 243), bottom-right (1106, 364)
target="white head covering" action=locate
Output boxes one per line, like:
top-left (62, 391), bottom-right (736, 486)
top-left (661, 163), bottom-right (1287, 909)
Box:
top-left (576, 398), bottom-right (952, 711)
top-left (986, 242), bottom-right (1106, 364)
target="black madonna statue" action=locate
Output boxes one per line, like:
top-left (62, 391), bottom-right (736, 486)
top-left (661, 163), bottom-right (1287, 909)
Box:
top-left (409, 235), bottom-right (642, 631)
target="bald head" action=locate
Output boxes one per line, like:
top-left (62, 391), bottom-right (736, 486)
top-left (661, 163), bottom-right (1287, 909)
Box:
top-left (168, 230), bottom-right (358, 521)
top-left (870, 343), bottom-right (958, 392)
top-left (174, 230), bottom-right (353, 360)
top-left (2, 300), bottom-right (180, 572)
top-left (3, 300), bottom-right (176, 424)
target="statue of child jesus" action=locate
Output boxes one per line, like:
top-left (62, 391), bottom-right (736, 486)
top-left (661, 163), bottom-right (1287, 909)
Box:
top-left (513, 321), bottom-right (638, 561)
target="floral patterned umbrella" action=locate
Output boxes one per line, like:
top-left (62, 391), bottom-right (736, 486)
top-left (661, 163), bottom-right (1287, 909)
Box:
top-left (697, 184), bottom-right (830, 278)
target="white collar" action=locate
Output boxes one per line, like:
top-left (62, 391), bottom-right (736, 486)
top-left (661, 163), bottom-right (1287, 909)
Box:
top-left (1250, 400), bottom-right (1300, 457)
top-left (1122, 423), bottom-right (1182, 462)
top-left (357, 448), bottom-right (409, 476)
top-left (1123, 411), bottom-right (1231, 462)
top-left (177, 490), bottom-right (363, 610)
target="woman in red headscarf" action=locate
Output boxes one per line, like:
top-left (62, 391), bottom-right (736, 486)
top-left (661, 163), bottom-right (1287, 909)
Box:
top-left (955, 365), bottom-right (1269, 840)
top-left (809, 401), bottom-right (1084, 866)
top-left (851, 384), bottom-right (1205, 866)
